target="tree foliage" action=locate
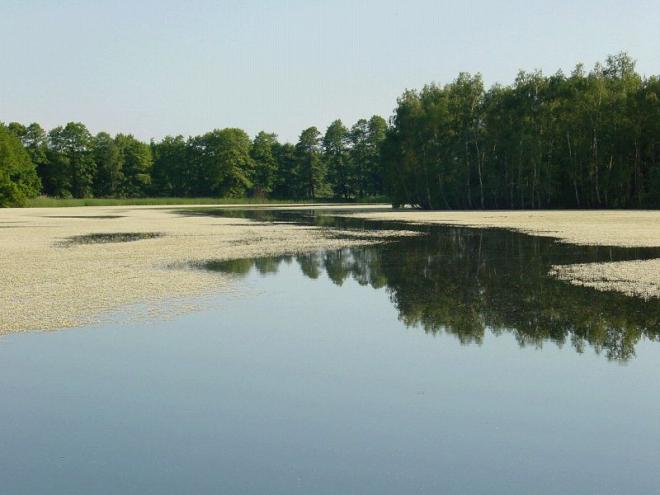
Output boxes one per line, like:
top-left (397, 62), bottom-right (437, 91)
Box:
top-left (151, 135), bottom-right (191, 196)
top-left (115, 134), bottom-right (152, 197)
top-left (384, 53), bottom-right (659, 209)
top-left (0, 125), bottom-right (41, 206)
top-left (250, 131), bottom-right (279, 195)
top-left (92, 132), bottom-right (122, 197)
top-left (191, 128), bottom-right (254, 197)
top-left (323, 120), bottom-right (350, 198)
top-left (295, 127), bottom-right (325, 199)
top-left (2, 52), bottom-right (657, 208)
top-left (47, 123), bottom-right (95, 198)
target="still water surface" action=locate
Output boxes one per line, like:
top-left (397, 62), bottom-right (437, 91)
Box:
top-left (1, 209), bottom-right (659, 494)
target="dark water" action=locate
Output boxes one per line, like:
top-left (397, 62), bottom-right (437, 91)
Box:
top-left (1, 208), bottom-right (659, 494)
top-left (58, 232), bottom-right (164, 247)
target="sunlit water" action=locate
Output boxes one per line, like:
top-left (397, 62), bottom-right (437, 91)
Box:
top-left (1, 209), bottom-right (659, 494)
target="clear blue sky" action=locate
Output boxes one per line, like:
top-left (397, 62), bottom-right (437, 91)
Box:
top-left (1, 0), bottom-right (658, 142)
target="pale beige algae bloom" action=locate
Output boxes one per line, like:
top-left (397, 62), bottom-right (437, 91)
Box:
top-left (0, 204), bottom-right (404, 334)
top-left (346, 210), bottom-right (660, 247)
top-left (549, 259), bottom-right (660, 300)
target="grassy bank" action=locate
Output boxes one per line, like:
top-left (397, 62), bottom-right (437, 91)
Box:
top-left (25, 196), bottom-right (390, 208)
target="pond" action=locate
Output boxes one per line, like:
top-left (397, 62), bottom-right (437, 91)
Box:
top-left (1, 208), bottom-right (659, 494)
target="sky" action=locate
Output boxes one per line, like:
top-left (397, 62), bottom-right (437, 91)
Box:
top-left (1, 0), bottom-right (658, 143)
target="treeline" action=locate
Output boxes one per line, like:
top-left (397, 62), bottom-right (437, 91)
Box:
top-left (384, 53), bottom-right (660, 209)
top-left (0, 116), bottom-right (387, 206)
top-left (2, 52), bottom-right (658, 208)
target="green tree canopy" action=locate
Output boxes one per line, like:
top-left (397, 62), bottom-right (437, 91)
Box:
top-left (192, 128), bottom-right (254, 197)
top-left (115, 134), bottom-right (152, 197)
top-left (151, 135), bottom-right (192, 196)
top-left (296, 126), bottom-right (326, 199)
top-left (47, 122), bottom-right (95, 198)
top-left (323, 120), bottom-right (351, 198)
top-left (365, 115), bottom-right (388, 196)
top-left (383, 52), bottom-right (659, 209)
top-left (250, 131), bottom-right (279, 195)
top-left (92, 132), bottom-right (123, 197)
top-left (3, 51), bottom-right (656, 207)
top-left (271, 142), bottom-right (297, 198)
top-left (0, 125), bottom-right (41, 207)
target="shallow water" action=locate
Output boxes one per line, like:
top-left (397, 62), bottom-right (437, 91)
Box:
top-left (1, 209), bottom-right (659, 494)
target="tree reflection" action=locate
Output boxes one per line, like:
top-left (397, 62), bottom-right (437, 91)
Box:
top-left (196, 227), bottom-right (660, 361)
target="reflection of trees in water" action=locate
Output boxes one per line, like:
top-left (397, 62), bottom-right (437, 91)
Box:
top-left (321, 248), bottom-right (387, 288)
top-left (202, 228), bottom-right (660, 361)
top-left (378, 230), bottom-right (660, 361)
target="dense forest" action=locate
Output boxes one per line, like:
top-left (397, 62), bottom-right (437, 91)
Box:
top-left (1, 53), bottom-right (658, 208)
top-left (0, 117), bottom-right (387, 206)
top-left (384, 53), bottom-right (660, 209)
